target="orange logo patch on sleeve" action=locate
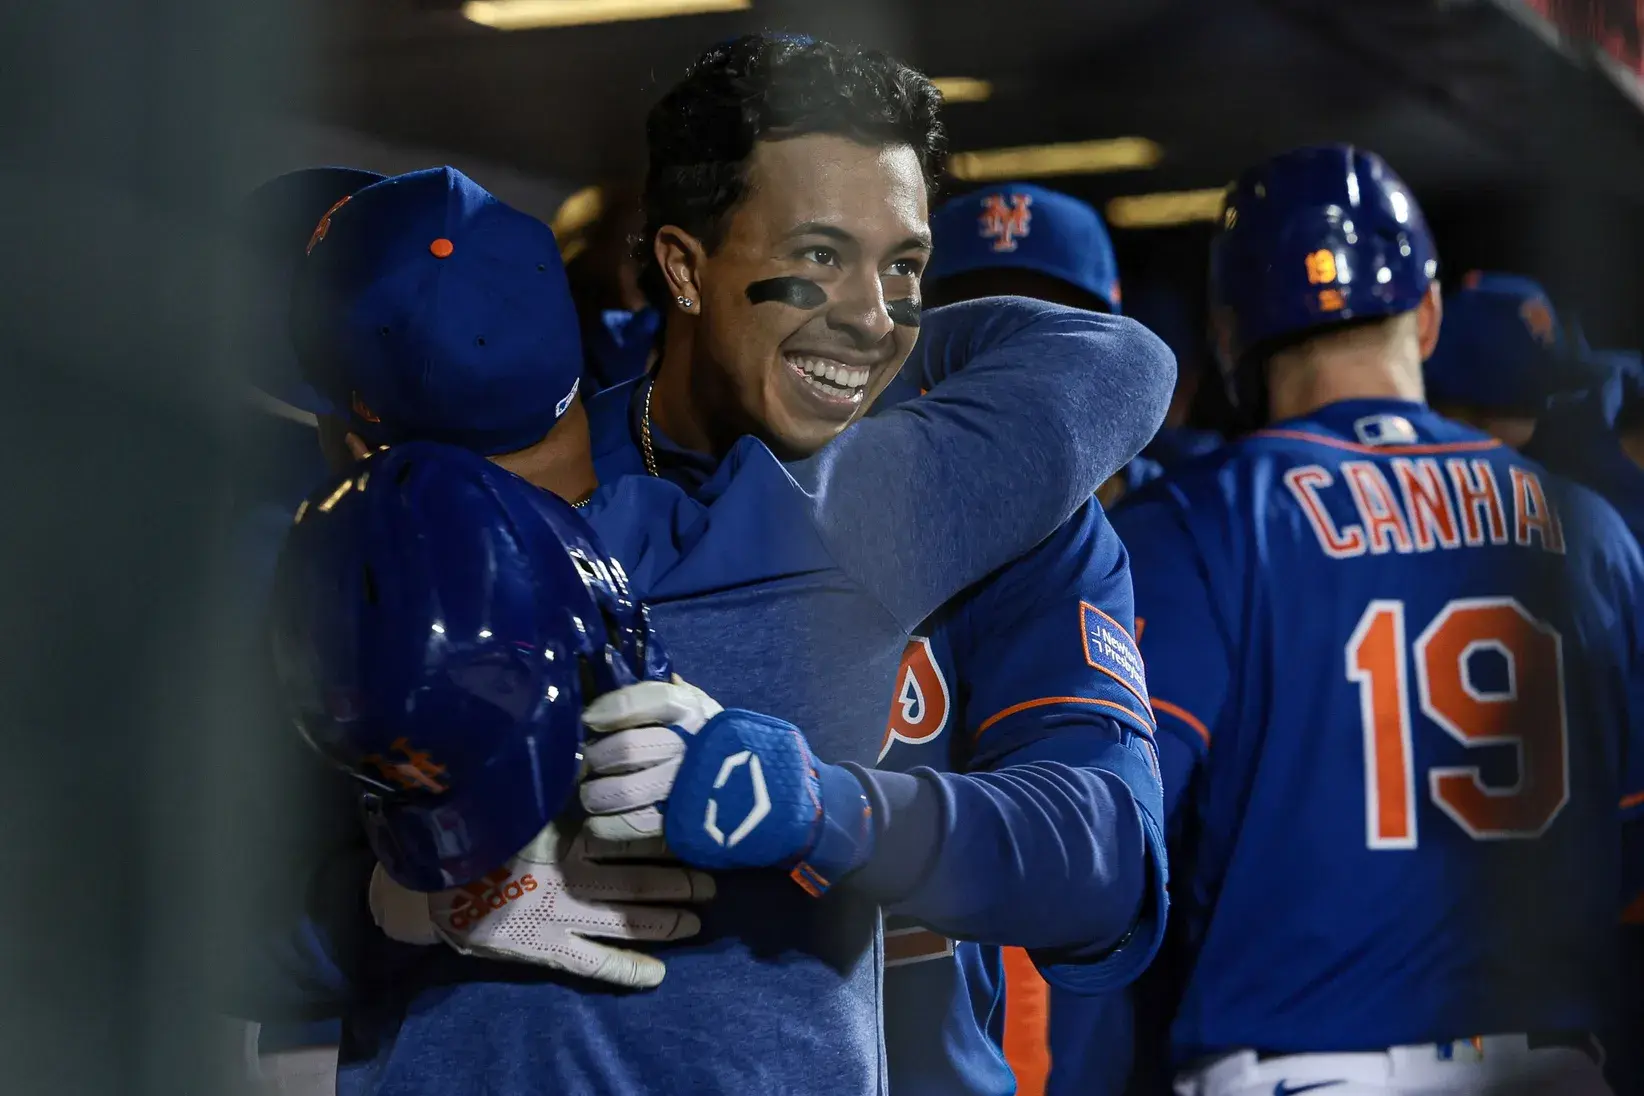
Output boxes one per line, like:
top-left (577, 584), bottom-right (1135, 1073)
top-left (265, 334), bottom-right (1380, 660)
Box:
top-left (878, 637), bottom-right (951, 762)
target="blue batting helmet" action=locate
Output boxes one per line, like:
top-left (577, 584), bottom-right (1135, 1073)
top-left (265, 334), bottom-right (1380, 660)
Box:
top-left (1210, 144), bottom-right (1438, 421)
top-left (269, 441), bottom-right (669, 891)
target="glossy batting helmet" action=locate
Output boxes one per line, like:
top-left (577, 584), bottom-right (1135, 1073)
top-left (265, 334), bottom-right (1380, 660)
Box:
top-left (270, 441), bottom-right (668, 891)
top-left (1210, 144), bottom-right (1438, 423)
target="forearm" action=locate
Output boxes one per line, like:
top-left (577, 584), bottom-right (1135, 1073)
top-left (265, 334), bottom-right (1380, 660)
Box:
top-left (839, 760), bottom-right (1145, 952)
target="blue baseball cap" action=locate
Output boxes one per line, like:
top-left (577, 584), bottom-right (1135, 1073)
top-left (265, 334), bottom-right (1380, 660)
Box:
top-left (926, 183), bottom-right (1121, 312)
top-left (241, 167), bottom-right (387, 416)
top-left (1424, 271), bottom-right (1578, 413)
top-left (290, 166), bottom-right (584, 456)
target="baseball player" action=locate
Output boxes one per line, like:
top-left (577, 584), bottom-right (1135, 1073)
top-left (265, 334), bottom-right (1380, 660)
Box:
top-left (1423, 271), bottom-right (1592, 450)
top-left (1527, 354), bottom-right (1644, 541)
top-left (580, 44), bottom-right (1172, 1095)
top-left (848, 182), bottom-right (1164, 1096)
top-left (1113, 144), bottom-right (1644, 1096)
top-left (268, 145), bottom-right (1174, 1095)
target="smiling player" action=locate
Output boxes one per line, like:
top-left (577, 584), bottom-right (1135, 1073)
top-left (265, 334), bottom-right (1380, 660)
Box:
top-left (262, 74), bottom-right (1175, 1093)
top-left (579, 37), bottom-right (1171, 1096)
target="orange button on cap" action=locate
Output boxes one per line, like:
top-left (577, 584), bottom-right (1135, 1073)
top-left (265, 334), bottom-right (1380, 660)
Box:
top-left (429, 238), bottom-right (454, 259)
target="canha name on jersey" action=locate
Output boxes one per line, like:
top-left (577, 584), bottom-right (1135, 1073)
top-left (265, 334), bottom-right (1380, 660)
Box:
top-left (1284, 457), bottom-right (1565, 559)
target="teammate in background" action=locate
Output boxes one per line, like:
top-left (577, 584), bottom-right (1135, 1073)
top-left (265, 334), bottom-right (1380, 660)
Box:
top-left (231, 167), bottom-right (384, 1096)
top-left (1115, 144), bottom-right (1643, 1096)
top-left (1528, 353), bottom-right (1644, 541)
top-left (1124, 282), bottom-right (1225, 469)
top-left (1423, 271), bottom-right (1591, 449)
top-left (846, 181), bottom-right (1165, 1096)
top-left (270, 134), bottom-right (1174, 1096)
top-left (921, 182), bottom-right (1161, 508)
top-left (562, 182), bottom-right (660, 394)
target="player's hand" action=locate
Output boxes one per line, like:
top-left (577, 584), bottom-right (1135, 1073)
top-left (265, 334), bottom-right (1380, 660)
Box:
top-left (368, 821), bottom-right (715, 989)
top-left (583, 679), bottom-right (875, 892)
top-left (579, 676), bottom-right (722, 841)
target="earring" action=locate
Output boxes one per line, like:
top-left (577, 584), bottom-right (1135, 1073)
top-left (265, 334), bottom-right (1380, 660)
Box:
top-left (675, 295), bottom-right (694, 310)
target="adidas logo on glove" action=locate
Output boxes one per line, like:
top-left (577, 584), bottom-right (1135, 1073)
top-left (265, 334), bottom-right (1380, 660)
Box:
top-left (448, 869), bottom-right (538, 930)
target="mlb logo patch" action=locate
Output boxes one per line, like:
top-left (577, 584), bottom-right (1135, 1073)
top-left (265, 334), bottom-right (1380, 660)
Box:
top-left (1353, 414), bottom-right (1417, 447)
top-left (979, 193), bottom-right (1033, 252)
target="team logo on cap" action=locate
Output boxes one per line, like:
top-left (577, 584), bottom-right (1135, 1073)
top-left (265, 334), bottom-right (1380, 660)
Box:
top-left (979, 193), bottom-right (1033, 252)
top-left (306, 195), bottom-right (354, 255)
top-left (1520, 298), bottom-right (1555, 346)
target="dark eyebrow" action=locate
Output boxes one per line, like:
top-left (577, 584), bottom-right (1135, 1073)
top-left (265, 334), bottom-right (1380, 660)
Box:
top-left (785, 222), bottom-right (933, 252)
top-left (785, 222), bottom-right (857, 245)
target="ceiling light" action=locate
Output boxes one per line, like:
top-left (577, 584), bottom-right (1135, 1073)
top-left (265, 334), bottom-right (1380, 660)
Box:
top-left (947, 137), bottom-right (1162, 182)
top-left (1104, 188), bottom-right (1227, 230)
top-left (931, 78), bottom-right (992, 104)
top-left (463, 0), bottom-right (750, 31)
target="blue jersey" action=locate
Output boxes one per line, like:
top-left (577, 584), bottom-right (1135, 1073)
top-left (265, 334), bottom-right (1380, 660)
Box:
top-left (293, 298), bottom-right (1175, 1096)
top-left (581, 307), bottom-right (659, 394)
top-left (1142, 425), bottom-right (1222, 469)
top-left (1111, 398), bottom-right (1644, 1061)
top-left (875, 499), bottom-right (1165, 1096)
top-left (1527, 388), bottom-right (1644, 544)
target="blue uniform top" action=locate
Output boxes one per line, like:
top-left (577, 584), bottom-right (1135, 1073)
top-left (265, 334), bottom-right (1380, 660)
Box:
top-left (868, 498), bottom-right (1166, 1096)
top-left (290, 297), bottom-right (1175, 1096)
top-left (581, 307), bottom-right (659, 394)
top-left (1527, 388), bottom-right (1644, 545)
top-left (1112, 398), bottom-right (1644, 1062)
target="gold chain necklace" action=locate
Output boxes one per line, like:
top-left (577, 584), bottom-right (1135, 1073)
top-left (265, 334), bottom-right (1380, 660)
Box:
top-left (641, 379), bottom-right (660, 478)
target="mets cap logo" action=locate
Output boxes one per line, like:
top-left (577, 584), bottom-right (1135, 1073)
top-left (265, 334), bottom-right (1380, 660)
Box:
top-left (979, 193), bottom-right (1033, 252)
top-left (306, 194), bottom-right (354, 255)
top-left (1519, 297), bottom-right (1556, 346)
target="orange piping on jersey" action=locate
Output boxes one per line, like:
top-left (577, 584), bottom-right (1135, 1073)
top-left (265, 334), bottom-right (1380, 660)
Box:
top-left (1150, 698), bottom-right (1210, 746)
top-left (1087, 663), bottom-right (1158, 725)
top-left (1621, 790), bottom-right (1644, 811)
top-left (1250, 428), bottom-right (1502, 457)
top-left (975, 696), bottom-right (1153, 741)
top-left (1001, 946), bottom-right (1050, 1096)
top-left (1623, 892), bottom-right (1644, 925)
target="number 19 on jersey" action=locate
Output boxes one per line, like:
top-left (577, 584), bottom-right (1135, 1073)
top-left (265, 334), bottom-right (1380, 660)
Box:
top-left (1347, 597), bottom-right (1570, 849)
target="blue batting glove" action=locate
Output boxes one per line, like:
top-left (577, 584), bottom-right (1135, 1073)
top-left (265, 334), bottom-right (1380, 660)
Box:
top-left (663, 709), bottom-right (874, 895)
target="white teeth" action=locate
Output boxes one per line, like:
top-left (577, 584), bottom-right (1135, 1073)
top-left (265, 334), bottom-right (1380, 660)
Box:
top-left (788, 354), bottom-right (869, 393)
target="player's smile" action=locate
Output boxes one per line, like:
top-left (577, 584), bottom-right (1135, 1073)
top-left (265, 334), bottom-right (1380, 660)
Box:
top-left (778, 343), bottom-right (892, 419)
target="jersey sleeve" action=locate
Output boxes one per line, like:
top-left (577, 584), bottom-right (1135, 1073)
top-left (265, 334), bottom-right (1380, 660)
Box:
top-left (1110, 482), bottom-right (1232, 822)
top-left (841, 503), bottom-right (1168, 992)
top-left (787, 296), bottom-right (1175, 631)
top-left (956, 502), bottom-right (1167, 993)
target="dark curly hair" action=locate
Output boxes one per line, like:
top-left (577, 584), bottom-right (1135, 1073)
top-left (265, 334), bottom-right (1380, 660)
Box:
top-left (637, 34), bottom-right (947, 310)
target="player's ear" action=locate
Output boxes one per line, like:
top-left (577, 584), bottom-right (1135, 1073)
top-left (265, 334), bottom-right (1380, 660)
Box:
top-left (1416, 281), bottom-right (1443, 362)
top-left (654, 225), bottom-right (707, 312)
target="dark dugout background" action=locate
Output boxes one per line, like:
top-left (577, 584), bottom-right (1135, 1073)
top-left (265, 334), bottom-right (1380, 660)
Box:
top-left (0, 2), bottom-right (313, 1092)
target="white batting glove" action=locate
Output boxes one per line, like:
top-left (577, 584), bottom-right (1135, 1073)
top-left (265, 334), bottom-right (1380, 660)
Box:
top-left (368, 821), bottom-right (715, 990)
top-left (579, 676), bottom-right (723, 841)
